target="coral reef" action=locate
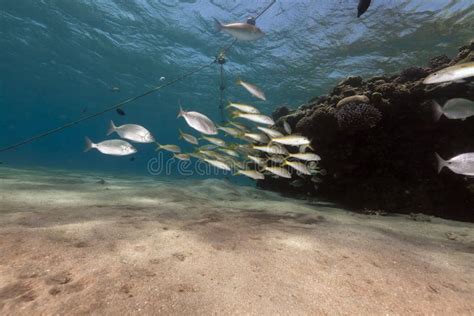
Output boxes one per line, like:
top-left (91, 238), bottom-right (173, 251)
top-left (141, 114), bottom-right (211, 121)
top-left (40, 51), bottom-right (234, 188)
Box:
top-left (261, 42), bottom-right (474, 222)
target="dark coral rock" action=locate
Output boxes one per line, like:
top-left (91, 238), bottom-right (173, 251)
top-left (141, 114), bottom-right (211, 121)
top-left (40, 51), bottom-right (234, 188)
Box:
top-left (428, 55), bottom-right (450, 69)
top-left (397, 66), bottom-right (429, 83)
top-left (259, 43), bottom-right (474, 222)
top-left (335, 103), bottom-right (382, 132)
top-left (339, 76), bottom-right (363, 87)
top-left (272, 106), bottom-right (290, 121)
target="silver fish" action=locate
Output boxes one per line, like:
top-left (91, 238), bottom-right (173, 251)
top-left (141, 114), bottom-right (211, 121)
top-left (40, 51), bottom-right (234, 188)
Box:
top-left (233, 112), bottom-right (274, 125)
top-left (283, 120), bottom-right (292, 134)
top-left (432, 98), bottom-right (474, 121)
top-left (283, 160), bottom-right (312, 175)
top-left (214, 18), bottom-right (265, 41)
top-left (228, 121), bottom-right (249, 131)
top-left (203, 158), bottom-right (232, 171)
top-left (178, 129), bottom-right (199, 145)
top-left (257, 126), bottom-right (283, 138)
top-left (227, 102), bottom-right (260, 114)
top-left (107, 121), bottom-right (155, 143)
top-left (174, 153), bottom-right (191, 161)
top-left (218, 148), bottom-right (240, 158)
top-left (178, 106), bottom-right (217, 135)
top-left (84, 137), bottom-right (136, 156)
top-left (156, 143), bottom-right (181, 153)
top-left (218, 126), bottom-right (242, 137)
top-left (271, 135), bottom-right (311, 146)
top-left (267, 155), bottom-right (285, 164)
top-left (264, 166), bottom-right (291, 179)
top-left (253, 144), bottom-right (288, 155)
top-left (201, 135), bottom-right (226, 147)
top-left (288, 152), bottom-right (321, 161)
top-left (436, 152), bottom-right (474, 176)
top-left (235, 169), bottom-right (265, 180)
top-left (247, 155), bottom-right (267, 166)
top-left (244, 133), bottom-right (269, 143)
top-left (237, 79), bottom-right (266, 101)
top-left (423, 62), bottom-right (474, 84)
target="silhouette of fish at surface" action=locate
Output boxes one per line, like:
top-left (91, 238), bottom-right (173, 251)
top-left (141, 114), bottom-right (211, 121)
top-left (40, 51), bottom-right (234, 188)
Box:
top-left (357, 0), bottom-right (371, 18)
top-left (116, 108), bottom-right (126, 116)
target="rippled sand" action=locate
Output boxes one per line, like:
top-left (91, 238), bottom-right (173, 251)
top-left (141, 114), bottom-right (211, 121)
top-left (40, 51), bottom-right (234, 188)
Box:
top-left (0, 166), bottom-right (473, 315)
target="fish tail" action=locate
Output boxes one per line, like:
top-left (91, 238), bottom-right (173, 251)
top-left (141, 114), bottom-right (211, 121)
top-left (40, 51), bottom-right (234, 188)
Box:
top-left (107, 120), bottom-right (116, 136)
top-left (84, 137), bottom-right (95, 152)
top-left (212, 17), bottom-right (222, 32)
top-left (177, 106), bottom-right (184, 119)
top-left (435, 152), bottom-right (447, 174)
top-left (154, 141), bottom-right (161, 151)
top-left (432, 100), bottom-right (443, 122)
top-left (178, 128), bottom-right (183, 139)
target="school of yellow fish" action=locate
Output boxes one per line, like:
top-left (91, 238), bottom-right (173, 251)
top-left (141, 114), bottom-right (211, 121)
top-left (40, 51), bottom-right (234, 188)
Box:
top-left (171, 79), bottom-right (324, 182)
top-left (85, 78), bottom-right (324, 184)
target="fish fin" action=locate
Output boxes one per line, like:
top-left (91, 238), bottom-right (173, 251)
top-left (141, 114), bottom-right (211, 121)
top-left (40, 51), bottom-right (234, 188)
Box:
top-left (212, 17), bottom-right (222, 32)
top-left (107, 120), bottom-right (116, 136)
top-left (84, 137), bottom-right (95, 152)
top-left (432, 100), bottom-right (444, 122)
top-left (178, 128), bottom-right (183, 139)
top-left (154, 142), bottom-right (162, 151)
top-left (177, 106), bottom-right (185, 119)
top-left (435, 152), bottom-right (447, 174)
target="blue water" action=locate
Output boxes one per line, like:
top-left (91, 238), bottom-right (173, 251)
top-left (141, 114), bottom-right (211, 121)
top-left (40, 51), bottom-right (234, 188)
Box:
top-left (1, 0), bottom-right (473, 176)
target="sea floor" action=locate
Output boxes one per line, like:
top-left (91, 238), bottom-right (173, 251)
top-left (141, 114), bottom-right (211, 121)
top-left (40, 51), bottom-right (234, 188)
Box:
top-left (0, 166), bottom-right (473, 315)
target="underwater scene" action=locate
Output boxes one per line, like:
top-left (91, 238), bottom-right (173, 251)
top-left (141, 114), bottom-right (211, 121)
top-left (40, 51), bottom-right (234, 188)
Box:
top-left (1, 0), bottom-right (474, 314)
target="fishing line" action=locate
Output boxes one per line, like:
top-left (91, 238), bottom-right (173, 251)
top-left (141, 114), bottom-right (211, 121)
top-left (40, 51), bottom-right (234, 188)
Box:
top-left (0, 61), bottom-right (214, 153)
top-left (0, 1), bottom-right (278, 153)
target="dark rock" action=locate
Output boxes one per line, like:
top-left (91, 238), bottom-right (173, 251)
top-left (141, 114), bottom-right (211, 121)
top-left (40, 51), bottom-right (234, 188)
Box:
top-left (258, 43), bottom-right (474, 222)
top-left (339, 76), bottom-right (363, 87)
top-left (272, 106), bottom-right (290, 121)
top-left (397, 66), bottom-right (429, 83)
top-left (428, 55), bottom-right (450, 69)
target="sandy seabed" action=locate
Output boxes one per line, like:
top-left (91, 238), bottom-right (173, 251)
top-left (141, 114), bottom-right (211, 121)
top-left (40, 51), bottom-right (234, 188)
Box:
top-left (0, 166), bottom-right (473, 315)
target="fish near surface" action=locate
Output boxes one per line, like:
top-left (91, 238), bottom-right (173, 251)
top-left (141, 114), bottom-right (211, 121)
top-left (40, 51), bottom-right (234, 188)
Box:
top-left (236, 79), bottom-right (266, 101)
top-left (423, 62), bottom-right (474, 84)
top-left (178, 106), bottom-right (218, 135)
top-left (436, 152), bottom-right (474, 176)
top-left (357, 0), bottom-right (372, 18)
top-left (116, 108), bottom-right (126, 116)
top-left (213, 18), bottom-right (265, 41)
top-left (84, 137), bottom-right (136, 156)
top-left (107, 120), bottom-right (155, 143)
top-left (432, 99), bottom-right (474, 121)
